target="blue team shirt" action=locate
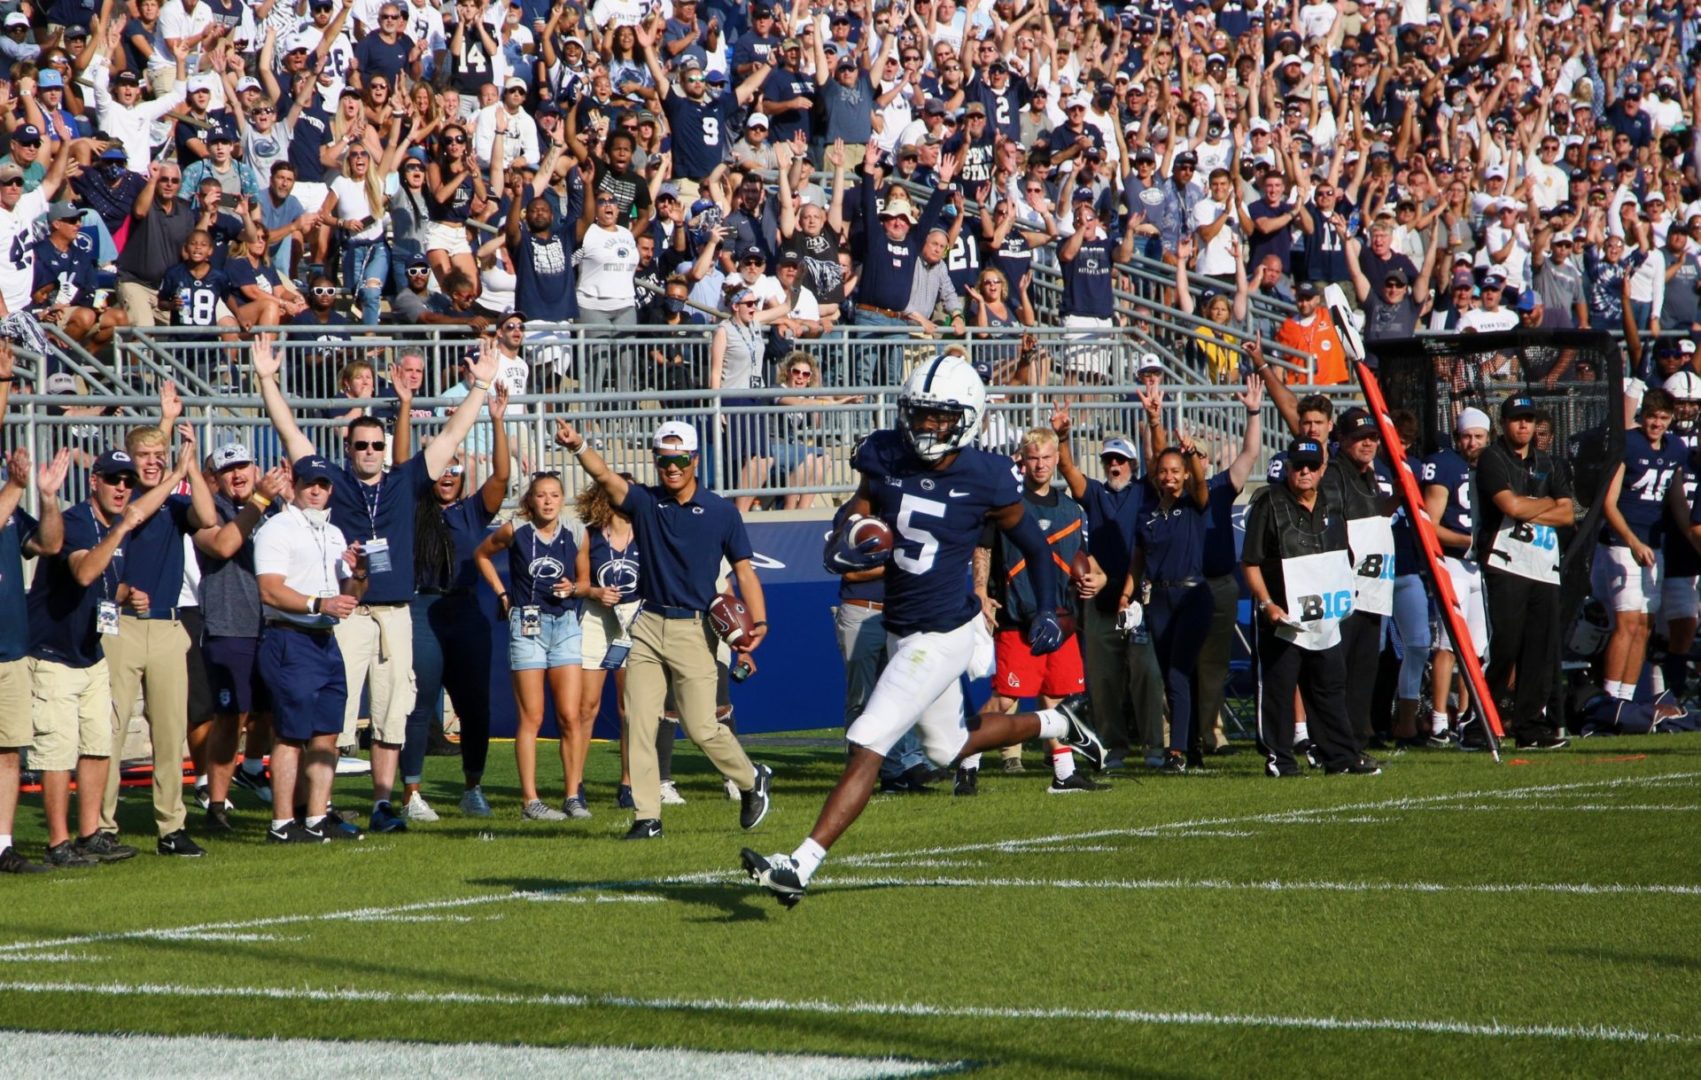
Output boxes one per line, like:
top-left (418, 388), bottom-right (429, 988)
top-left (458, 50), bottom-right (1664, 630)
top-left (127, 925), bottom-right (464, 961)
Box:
top-left (158, 265), bottom-right (232, 328)
top-left (617, 481), bottom-right (753, 610)
top-left (119, 492), bottom-right (196, 613)
top-left (31, 236), bottom-right (97, 307)
top-left (1079, 476), bottom-right (1149, 602)
top-left (0, 508), bottom-right (40, 662)
top-left (28, 502), bottom-right (119, 668)
top-left (1059, 233), bottom-right (1114, 318)
top-left (663, 91), bottom-right (735, 180)
top-left (1136, 490), bottom-right (1209, 584)
top-left (327, 452), bottom-right (433, 604)
top-left (1606, 428), bottom-right (1688, 547)
top-left (1421, 448), bottom-right (1476, 558)
top-left (436, 493), bottom-right (499, 593)
top-left (511, 213), bottom-right (579, 321)
top-left (587, 525), bottom-right (640, 603)
top-left (1199, 472), bottom-right (1241, 579)
top-left (507, 521), bottom-right (579, 617)
top-left (854, 429), bottom-right (1022, 636)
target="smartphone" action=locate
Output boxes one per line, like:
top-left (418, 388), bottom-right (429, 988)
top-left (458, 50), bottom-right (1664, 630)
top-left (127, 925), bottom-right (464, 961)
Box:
top-left (219, 192), bottom-right (242, 210)
top-left (352, 215), bottom-right (376, 231)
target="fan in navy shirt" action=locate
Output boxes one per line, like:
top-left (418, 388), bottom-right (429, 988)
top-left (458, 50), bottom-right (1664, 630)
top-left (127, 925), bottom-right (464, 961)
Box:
top-left (505, 192), bottom-right (579, 321)
top-left (645, 44), bottom-right (767, 183)
top-left (157, 231), bottom-right (232, 328)
top-left (759, 44), bottom-right (816, 142)
top-left (353, 8), bottom-right (418, 84)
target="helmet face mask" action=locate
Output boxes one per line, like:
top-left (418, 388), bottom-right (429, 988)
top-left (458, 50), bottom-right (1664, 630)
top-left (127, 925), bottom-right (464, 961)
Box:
top-left (897, 355), bottom-right (987, 462)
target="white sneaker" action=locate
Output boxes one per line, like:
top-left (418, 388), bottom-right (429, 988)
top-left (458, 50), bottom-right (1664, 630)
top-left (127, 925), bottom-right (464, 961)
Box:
top-left (459, 786), bottom-right (492, 817)
top-left (522, 798), bottom-right (568, 821)
top-left (724, 777), bottom-right (740, 801)
top-left (404, 792), bottom-right (440, 823)
top-left (659, 780), bottom-right (686, 805)
top-left (334, 750), bottom-right (371, 776)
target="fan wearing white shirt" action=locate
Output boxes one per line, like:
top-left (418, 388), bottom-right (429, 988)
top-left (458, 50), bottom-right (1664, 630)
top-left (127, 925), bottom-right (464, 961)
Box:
top-left (1191, 168), bottom-right (1242, 280)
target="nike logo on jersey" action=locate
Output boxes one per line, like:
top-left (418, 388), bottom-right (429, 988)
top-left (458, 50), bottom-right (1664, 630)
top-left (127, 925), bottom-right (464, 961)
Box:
top-left (948, 489), bottom-right (971, 497)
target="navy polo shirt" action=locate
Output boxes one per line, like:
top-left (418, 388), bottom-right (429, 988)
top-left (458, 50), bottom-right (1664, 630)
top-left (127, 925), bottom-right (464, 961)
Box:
top-left (1136, 493), bottom-right (1209, 583)
top-left (442, 494), bottom-right (499, 593)
top-left (0, 508), bottom-right (40, 662)
top-left (1199, 472), bottom-right (1241, 579)
top-left (618, 481), bottom-right (753, 611)
top-left (327, 452), bottom-right (432, 604)
top-left (29, 503), bottom-right (119, 669)
top-left (120, 493), bottom-right (196, 614)
top-left (1080, 476), bottom-right (1149, 609)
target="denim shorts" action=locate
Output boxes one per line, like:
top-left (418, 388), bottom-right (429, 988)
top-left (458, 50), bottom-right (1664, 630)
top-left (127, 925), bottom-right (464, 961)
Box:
top-left (508, 607), bottom-right (583, 671)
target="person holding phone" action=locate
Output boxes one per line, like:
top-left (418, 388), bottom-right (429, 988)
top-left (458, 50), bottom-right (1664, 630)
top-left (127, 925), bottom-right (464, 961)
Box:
top-left (323, 142), bottom-right (392, 325)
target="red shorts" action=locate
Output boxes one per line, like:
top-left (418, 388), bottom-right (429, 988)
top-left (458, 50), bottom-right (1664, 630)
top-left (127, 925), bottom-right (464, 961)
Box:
top-left (993, 627), bottom-right (1084, 699)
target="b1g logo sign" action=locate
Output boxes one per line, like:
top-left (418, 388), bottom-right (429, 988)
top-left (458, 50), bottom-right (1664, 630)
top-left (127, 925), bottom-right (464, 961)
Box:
top-left (1507, 521), bottom-right (1558, 550)
top-left (1294, 589), bottom-right (1355, 622)
top-left (1356, 553), bottom-right (1392, 580)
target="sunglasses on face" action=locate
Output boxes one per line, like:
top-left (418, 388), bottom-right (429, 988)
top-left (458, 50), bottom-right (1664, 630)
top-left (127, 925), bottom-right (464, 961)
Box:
top-left (0, 178), bottom-right (21, 188)
top-left (1291, 462), bottom-right (1322, 473)
top-left (500, 320), bottom-right (524, 330)
top-left (99, 473), bottom-right (139, 489)
top-left (406, 267), bottom-right (430, 275)
top-left (350, 439), bottom-right (386, 451)
top-left (654, 453), bottom-right (692, 469)
top-left (445, 134), bottom-right (467, 143)
top-left (312, 286), bottom-right (338, 297)
top-left (788, 367), bottom-right (812, 377)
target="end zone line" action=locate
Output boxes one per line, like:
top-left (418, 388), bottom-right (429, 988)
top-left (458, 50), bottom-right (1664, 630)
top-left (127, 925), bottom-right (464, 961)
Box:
top-left (0, 978), bottom-right (1689, 1046)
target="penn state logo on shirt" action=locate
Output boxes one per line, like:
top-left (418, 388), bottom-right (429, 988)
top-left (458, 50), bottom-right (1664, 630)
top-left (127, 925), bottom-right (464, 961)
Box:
top-left (529, 555), bottom-right (566, 583)
top-left (597, 557), bottom-right (640, 594)
top-left (920, 478), bottom-right (935, 491)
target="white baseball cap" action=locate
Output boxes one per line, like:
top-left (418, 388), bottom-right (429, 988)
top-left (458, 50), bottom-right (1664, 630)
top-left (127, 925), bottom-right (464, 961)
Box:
top-left (653, 420), bottom-right (699, 454)
top-left (212, 443), bottom-right (254, 470)
top-left (1455, 407), bottom-right (1491, 434)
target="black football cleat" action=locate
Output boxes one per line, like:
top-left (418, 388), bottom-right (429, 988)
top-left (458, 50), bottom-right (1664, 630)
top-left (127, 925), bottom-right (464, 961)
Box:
top-left (1056, 695), bottom-right (1106, 771)
top-left (740, 848), bottom-right (803, 908)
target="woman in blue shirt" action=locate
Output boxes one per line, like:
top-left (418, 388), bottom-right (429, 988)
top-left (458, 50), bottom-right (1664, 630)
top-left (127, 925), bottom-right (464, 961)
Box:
top-left (474, 472), bottom-right (589, 821)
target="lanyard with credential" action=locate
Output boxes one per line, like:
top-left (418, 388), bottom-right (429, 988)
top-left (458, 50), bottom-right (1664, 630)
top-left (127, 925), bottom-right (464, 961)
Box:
top-left (361, 473), bottom-right (383, 539)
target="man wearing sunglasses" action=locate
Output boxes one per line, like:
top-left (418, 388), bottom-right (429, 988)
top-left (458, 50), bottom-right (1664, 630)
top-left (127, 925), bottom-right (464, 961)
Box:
top-left (645, 45), bottom-right (769, 201)
top-left (554, 418), bottom-right (773, 842)
top-left (254, 332), bottom-right (505, 835)
top-left (1242, 438), bottom-right (1378, 777)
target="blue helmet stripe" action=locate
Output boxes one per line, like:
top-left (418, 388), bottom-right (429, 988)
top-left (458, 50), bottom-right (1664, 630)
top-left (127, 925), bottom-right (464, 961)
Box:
top-left (921, 354), bottom-right (948, 394)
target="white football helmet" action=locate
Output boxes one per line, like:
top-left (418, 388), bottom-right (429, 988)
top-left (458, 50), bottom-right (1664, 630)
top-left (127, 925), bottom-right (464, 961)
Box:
top-left (1661, 370), bottom-right (1701, 434)
top-left (898, 354), bottom-right (987, 462)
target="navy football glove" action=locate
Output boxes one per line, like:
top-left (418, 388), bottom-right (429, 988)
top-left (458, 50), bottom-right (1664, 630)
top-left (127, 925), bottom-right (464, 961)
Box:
top-left (1027, 611), bottom-right (1064, 655)
top-left (823, 515), bottom-right (891, 575)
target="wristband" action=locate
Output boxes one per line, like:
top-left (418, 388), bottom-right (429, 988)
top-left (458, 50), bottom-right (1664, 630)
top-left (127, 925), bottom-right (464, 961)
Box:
top-left (472, 378), bottom-right (492, 391)
top-left (569, 441), bottom-right (587, 456)
top-left (752, 620), bottom-right (768, 628)
top-left (248, 494), bottom-right (271, 510)
top-left (307, 596), bottom-right (320, 615)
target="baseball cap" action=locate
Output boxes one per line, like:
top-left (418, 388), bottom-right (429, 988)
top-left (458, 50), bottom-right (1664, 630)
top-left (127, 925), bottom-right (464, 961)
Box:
top-left (3, 13), bottom-right (29, 28)
top-left (1384, 268), bottom-right (1409, 286)
top-left (1483, 164), bottom-right (1508, 180)
top-left (292, 455), bottom-right (336, 485)
top-left (0, 164), bottom-right (24, 183)
top-left (1501, 394), bottom-right (1539, 420)
top-left (235, 76), bottom-right (261, 93)
top-left (1295, 281), bottom-right (1321, 298)
top-left (1451, 270), bottom-right (1476, 289)
top-left (653, 420), bottom-right (699, 454)
top-left (738, 244), bottom-right (766, 263)
top-left (11, 123), bottom-right (40, 146)
top-left (48, 202), bottom-right (81, 222)
top-left (1335, 407), bottom-right (1378, 441)
top-left (44, 373), bottom-right (77, 394)
top-left (964, 101), bottom-right (986, 117)
top-left (776, 249), bottom-right (803, 267)
top-left (93, 449), bottom-right (139, 477)
top-left (1514, 290), bottom-right (1540, 313)
top-left (924, 97), bottom-right (947, 115)
top-left (1100, 437), bottom-right (1138, 461)
top-left (209, 127), bottom-right (236, 144)
top-left (113, 70), bottom-right (140, 87)
top-left (1483, 268), bottom-right (1507, 287)
top-left (504, 76), bottom-right (526, 92)
top-left (745, 112), bottom-right (769, 128)
top-left (36, 69), bottom-right (62, 90)
top-left (1455, 407), bottom-right (1492, 434)
top-left (1136, 353), bottom-right (1164, 375)
top-left (212, 443), bottom-right (254, 471)
top-left (1287, 439), bottom-right (1326, 467)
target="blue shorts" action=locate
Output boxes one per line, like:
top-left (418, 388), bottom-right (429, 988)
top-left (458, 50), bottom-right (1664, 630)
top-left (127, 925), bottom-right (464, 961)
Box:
top-left (203, 634), bottom-right (273, 716)
top-left (769, 441), bottom-right (821, 475)
top-left (258, 624), bottom-right (348, 742)
top-left (508, 607), bottom-right (583, 671)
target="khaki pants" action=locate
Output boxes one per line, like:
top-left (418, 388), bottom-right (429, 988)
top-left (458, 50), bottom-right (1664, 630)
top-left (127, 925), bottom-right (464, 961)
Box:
top-left (1080, 602), bottom-right (1167, 760)
top-left (117, 281), bottom-right (169, 330)
top-left (333, 603), bottom-right (416, 746)
top-left (623, 610), bottom-right (754, 821)
top-left (102, 616), bottom-right (190, 837)
top-left (1192, 574), bottom-right (1237, 750)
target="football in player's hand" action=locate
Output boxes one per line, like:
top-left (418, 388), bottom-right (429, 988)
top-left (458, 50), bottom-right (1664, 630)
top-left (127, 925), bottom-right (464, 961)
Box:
top-left (1069, 549), bottom-right (1092, 583)
top-left (709, 592), bottom-right (756, 647)
top-left (847, 515), bottom-right (894, 558)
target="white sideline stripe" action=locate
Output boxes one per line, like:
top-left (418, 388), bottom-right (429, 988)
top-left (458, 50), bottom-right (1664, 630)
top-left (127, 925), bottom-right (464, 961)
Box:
top-left (0, 980), bottom-right (1688, 1047)
top-left (2, 770), bottom-right (1692, 958)
top-left (1426, 804), bottom-right (1701, 813)
top-left (0, 1028), bottom-right (954, 1080)
top-left (836, 770), bottom-right (1701, 865)
top-left (810, 875), bottom-right (1701, 897)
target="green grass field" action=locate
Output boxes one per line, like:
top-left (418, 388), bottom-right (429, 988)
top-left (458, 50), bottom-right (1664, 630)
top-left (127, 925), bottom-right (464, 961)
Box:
top-left (2, 732), bottom-right (1699, 1078)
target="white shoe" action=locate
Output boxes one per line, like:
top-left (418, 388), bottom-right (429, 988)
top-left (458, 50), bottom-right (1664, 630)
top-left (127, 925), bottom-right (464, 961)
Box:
top-left (404, 792), bottom-right (440, 823)
top-left (522, 798), bottom-right (568, 821)
top-left (724, 777), bottom-right (740, 801)
top-left (659, 780), bottom-right (686, 806)
top-left (459, 786), bottom-right (492, 817)
top-left (335, 750), bottom-right (371, 776)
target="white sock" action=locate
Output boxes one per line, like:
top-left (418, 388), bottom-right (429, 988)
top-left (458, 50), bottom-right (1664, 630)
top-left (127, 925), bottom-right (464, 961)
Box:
top-left (1604, 680), bottom-right (1623, 699)
top-left (0, 833), bottom-right (12, 852)
top-left (1294, 720), bottom-right (1310, 743)
top-left (271, 818), bottom-right (293, 832)
top-left (1431, 711), bottom-right (1450, 735)
top-left (1051, 747), bottom-right (1075, 781)
top-left (305, 814), bottom-right (326, 828)
top-left (1613, 682), bottom-right (1635, 701)
top-left (195, 773), bottom-right (207, 787)
top-left (791, 838), bottom-right (827, 884)
top-left (959, 752), bottom-right (982, 770)
top-left (1035, 708), bottom-right (1068, 739)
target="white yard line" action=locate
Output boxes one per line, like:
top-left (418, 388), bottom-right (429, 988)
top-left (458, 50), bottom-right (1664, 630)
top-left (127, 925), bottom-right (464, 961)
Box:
top-left (0, 979), bottom-right (1688, 1046)
top-left (809, 875), bottom-right (1701, 897)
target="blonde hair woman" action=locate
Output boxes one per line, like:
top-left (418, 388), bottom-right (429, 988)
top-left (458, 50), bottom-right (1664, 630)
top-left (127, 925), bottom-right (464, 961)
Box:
top-left (1175, 235), bottom-right (1249, 384)
top-left (323, 139), bottom-right (392, 324)
top-left (771, 352), bottom-right (860, 510)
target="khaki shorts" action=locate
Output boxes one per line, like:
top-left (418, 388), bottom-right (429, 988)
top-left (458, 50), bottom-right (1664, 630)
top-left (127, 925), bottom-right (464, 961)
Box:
top-left (580, 599), bottom-right (641, 670)
top-left (0, 658), bottom-right (30, 747)
top-left (29, 657), bottom-right (113, 771)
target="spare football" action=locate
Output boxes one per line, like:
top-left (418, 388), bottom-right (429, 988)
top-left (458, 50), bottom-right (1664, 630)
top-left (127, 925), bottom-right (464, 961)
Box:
top-left (1070, 549), bottom-right (1092, 583)
top-left (848, 515), bottom-right (895, 558)
top-left (708, 592), bottom-right (756, 647)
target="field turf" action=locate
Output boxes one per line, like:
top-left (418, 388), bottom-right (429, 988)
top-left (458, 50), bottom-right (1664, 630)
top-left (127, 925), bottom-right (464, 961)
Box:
top-left (1, 732), bottom-right (1698, 1078)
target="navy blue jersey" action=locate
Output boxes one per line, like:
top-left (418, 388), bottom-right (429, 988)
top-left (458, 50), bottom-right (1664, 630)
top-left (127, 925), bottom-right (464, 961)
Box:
top-left (508, 521), bottom-right (579, 616)
top-left (1421, 448), bottom-right (1475, 558)
top-left (944, 215), bottom-right (982, 295)
top-left (327, 452), bottom-right (433, 604)
top-left (0, 507), bottom-right (39, 662)
top-left (28, 502), bottom-right (118, 668)
top-left (1059, 233), bottom-right (1114, 318)
top-left (1668, 442), bottom-right (1701, 577)
top-left (158, 265), bottom-right (231, 328)
top-left (1137, 492), bottom-right (1209, 583)
top-left (587, 525), bottom-right (640, 603)
top-left (1389, 453), bottom-right (1425, 575)
top-left (663, 91), bottom-right (734, 181)
top-left (759, 68), bottom-right (816, 142)
top-left (855, 428), bottom-right (1021, 636)
top-left (512, 214), bottom-right (579, 321)
top-left (120, 493), bottom-right (196, 610)
top-left (31, 235), bottom-right (96, 307)
top-left (990, 230), bottom-right (1034, 297)
top-left (1606, 428), bottom-right (1687, 547)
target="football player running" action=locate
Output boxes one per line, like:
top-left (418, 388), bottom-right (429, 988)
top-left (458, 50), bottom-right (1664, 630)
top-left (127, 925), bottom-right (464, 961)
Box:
top-left (741, 356), bottom-right (1104, 907)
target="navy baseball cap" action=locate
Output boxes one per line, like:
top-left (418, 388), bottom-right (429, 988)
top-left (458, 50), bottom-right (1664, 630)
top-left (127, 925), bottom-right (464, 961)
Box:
top-left (293, 455), bottom-right (336, 485)
top-left (1288, 439), bottom-right (1326, 467)
top-left (1502, 394), bottom-right (1538, 420)
top-left (1336, 407), bottom-right (1379, 441)
top-left (92, 449), bottom-right (138, 477)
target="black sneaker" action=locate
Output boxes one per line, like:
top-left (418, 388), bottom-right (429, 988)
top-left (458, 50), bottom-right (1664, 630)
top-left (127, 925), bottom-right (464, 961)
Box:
top-left (74, 832), bottom-right (138, 863)
top-left (739, 763), bottom-right (773, 830)
top-left (0, 845), bottom-right (49, 874)
top-left (1515, 736), bottom-right (1571, 750)
top-left (231, 766), bottom-right (273, 803)
top-left (194, 781), bottom-right (210, 810)
top-left (1326, 758), bottom-right (1383, 776)
top-left (1055, 694), bottom-right (1106, 771)
top-left (1186, 748), bottom-right (1205, 770)
top-left (205, 805), bottom-right (233, 833)
top-left (953, 765), bottom-right (979, 797)
top-left (1161, 751), bottom-right (1187, 775)
top-left (157, 829), bottom-right (206, 857)
top-left (739, 847), bottom-right (804, 908)
top-left (879, 765), bottom-right (934, 795)
top-left (267, 820), bottom-right (328, 845)
top-left (369, 802), bottom-right (408, 834)
top-left (1295, 738), bottom-right (1321, 769)
top-left (622, 818), bottom-right (663, 840)
top-left (1048, 772), bottom-right (1108, 794)
top-left (317, 815), bottom-right (366, 841)
top-left (44, 840), bottom-right (97, 868)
